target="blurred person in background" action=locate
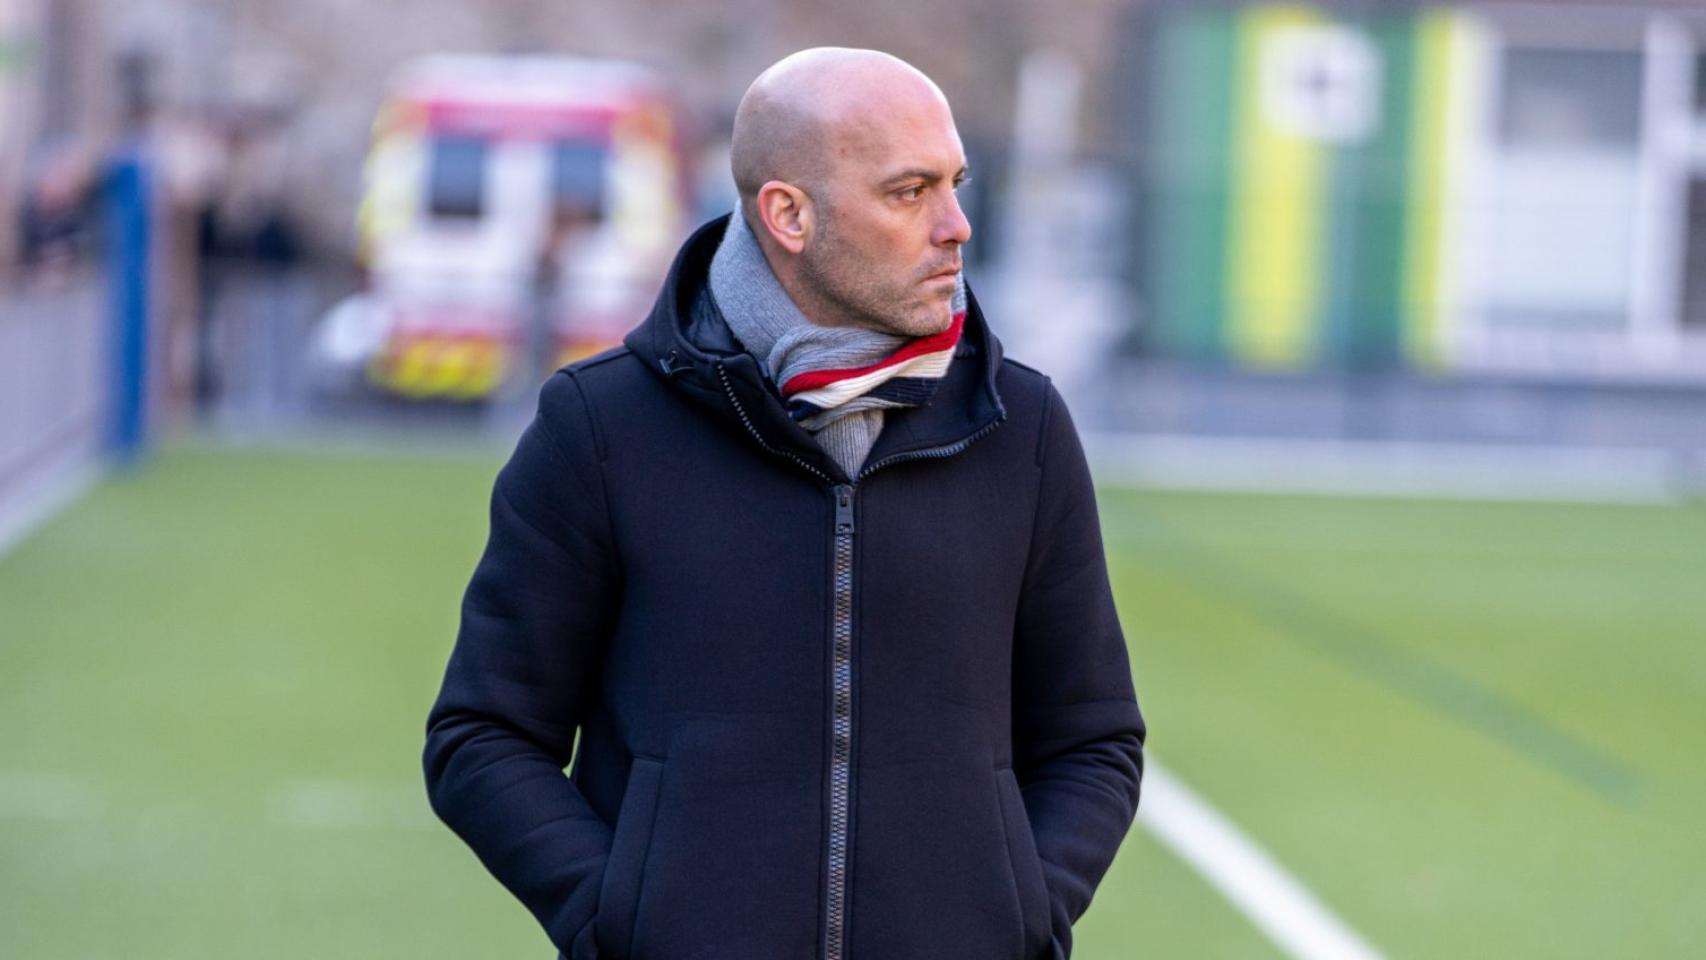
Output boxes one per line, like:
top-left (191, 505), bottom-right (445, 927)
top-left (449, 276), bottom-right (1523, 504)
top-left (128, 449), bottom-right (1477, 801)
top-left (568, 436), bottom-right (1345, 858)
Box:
top-left (424, 47), bottom-right (1144, 960)
top-left (189, 108), bottom-right (302, 418)
top-left (17, 140), bottom-right (98, 291)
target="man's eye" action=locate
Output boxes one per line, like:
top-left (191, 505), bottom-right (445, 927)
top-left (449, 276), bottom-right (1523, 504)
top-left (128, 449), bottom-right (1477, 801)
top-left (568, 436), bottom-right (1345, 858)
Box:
top-left (898, 185), bottom-right (925, 201)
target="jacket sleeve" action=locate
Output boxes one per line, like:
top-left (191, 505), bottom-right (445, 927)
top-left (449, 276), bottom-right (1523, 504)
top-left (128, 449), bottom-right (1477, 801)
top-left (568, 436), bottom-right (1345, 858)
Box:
top-left (423, 370), bottom-right (618, 960)
top-left (1012, 379), bottom-right (1146, 960)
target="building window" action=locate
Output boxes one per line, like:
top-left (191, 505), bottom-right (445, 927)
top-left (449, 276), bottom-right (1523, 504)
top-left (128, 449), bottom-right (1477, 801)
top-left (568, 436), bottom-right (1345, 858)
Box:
top-left (1499, 48), bottom-right (1642, 149)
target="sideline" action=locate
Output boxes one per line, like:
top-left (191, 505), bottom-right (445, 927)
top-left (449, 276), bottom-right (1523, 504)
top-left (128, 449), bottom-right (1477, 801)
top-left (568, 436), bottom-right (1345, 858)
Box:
top-left (1087, 432), bottom-right (1693, 504)
top-left (0, 462), bottom-right (99, 560)
top-left (1138, 758), bottom-right (1387, 960)
top-left (0, 771), bottom-right (102, 822)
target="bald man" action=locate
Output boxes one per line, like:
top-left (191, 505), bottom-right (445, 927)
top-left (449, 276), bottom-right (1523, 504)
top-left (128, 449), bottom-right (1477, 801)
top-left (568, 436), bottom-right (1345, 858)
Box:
top-left (425, 48), bottom-right (1145, 960)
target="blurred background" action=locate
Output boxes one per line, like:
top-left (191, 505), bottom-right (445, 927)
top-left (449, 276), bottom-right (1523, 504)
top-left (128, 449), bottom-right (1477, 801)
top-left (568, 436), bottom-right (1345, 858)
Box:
top-left (1, 0), bottom-right (1703, 957)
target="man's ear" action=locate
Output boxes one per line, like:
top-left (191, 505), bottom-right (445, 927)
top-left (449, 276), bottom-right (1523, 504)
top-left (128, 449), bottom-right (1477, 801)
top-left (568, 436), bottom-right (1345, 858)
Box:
top-left (755, 181), bottom-right (812, 255)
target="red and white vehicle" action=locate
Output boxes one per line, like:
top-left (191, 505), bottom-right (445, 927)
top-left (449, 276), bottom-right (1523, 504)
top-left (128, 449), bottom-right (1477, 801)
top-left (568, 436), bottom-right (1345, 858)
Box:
top-left (316, 54), bottom-right (693, 400)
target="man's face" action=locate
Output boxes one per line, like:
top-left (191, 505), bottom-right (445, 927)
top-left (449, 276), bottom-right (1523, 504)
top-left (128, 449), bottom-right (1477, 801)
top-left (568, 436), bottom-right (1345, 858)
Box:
top-left (797, 94), bottom-right (972, 338)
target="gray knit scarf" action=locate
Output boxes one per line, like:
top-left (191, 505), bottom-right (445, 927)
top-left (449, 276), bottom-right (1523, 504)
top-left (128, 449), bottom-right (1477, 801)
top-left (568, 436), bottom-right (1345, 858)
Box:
top-left (708, 203), bottom-right (967, 477)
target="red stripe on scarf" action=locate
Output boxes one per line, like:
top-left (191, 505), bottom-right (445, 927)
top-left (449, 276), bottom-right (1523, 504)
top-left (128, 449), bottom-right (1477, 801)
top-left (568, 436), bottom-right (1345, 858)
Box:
top-left (780, 311), bottom-right (966, 397)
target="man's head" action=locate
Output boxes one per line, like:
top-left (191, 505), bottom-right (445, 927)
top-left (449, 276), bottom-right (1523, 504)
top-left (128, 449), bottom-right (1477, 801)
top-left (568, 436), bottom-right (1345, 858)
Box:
top-left (730, 47), bottom-right (971, 338)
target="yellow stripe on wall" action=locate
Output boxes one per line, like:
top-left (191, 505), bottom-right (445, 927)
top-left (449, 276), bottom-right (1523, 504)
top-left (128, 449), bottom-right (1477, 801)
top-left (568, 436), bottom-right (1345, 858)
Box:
top-left (1400, 8), bottom-right (1458, 368)
top-left (1226, 4), bottom-right (1328, 368)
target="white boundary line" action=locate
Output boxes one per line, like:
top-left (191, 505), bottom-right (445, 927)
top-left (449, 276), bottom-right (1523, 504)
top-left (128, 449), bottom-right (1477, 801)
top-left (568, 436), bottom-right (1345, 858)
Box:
top-left (1138, 758), bottom-right (1386, 960)
top-left (0, 772), bottom-right (436, 832)
top-left (0, 461), bottom-right (100, 560)
top-left (265, 778), bottom-right (438, 831)
top-left (1085, 432), bottom-right (1694, 504)
top-left (0, 771), bottom-right (103, 822)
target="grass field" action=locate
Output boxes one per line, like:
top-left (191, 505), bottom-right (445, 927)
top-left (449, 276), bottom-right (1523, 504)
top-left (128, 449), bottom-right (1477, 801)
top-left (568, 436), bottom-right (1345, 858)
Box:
top-left (2, 443), bottom-right (1702, 958)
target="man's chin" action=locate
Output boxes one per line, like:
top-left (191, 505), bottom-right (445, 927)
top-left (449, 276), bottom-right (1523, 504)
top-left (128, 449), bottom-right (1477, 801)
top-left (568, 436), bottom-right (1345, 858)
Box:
top-left (914, 293), bottom-right (957, 333)
top-left (854, 296), bottom-right (955, 338)
top-left (909, 310), bottom-right (956, 338)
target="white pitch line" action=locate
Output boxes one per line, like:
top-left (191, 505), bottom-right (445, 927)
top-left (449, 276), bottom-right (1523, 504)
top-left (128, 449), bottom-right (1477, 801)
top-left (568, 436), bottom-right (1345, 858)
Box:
top-left (0, 773), bottom-right (439, 831)
top-left (0, 770), bottom-right (102, 821)
top-left (1137, 759), bottom-right (1386, 960)
top-left (265, 778), bottom-right (439, 831)
top-left (1084, 432), bottom-right (1688, 505)
top-left (0, 462), bottom-right (99, 560)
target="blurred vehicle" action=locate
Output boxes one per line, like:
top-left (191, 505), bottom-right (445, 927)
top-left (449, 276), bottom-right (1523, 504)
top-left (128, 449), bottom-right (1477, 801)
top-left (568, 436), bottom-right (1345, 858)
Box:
top-left (312, 54), bottom-right (692, 401)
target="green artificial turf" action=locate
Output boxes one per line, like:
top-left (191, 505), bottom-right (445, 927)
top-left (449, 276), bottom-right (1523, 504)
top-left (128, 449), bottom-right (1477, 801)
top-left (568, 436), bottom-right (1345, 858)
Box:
top-left (2, 444), bottom-right (1701, 958)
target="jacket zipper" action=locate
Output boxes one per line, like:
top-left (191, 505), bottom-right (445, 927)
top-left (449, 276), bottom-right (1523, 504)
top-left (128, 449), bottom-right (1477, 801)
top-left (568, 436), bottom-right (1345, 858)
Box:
top-left (824, 482), bottom-right (855, 960)
top-left (717, 361), bottom-right (1004, 960)
top-left (854, 413), bottom-right (1006, 483)
top-left (715, 362), bottom-right (834, 484)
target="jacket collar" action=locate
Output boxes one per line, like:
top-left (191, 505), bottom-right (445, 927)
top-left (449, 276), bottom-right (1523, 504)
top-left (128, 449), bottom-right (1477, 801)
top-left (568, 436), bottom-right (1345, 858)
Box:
top-left (624, 214), bottom-right (1007, 485)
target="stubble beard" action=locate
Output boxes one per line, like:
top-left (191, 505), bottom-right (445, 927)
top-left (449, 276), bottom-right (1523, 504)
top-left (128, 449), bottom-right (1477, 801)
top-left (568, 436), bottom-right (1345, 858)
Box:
top-left (799, 213), bottom-right (954, 339)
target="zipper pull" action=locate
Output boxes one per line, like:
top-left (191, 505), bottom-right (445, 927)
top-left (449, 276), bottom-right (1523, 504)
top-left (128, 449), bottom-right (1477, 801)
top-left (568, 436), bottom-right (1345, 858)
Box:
top-left (833, 484), bottom-right (855, 536)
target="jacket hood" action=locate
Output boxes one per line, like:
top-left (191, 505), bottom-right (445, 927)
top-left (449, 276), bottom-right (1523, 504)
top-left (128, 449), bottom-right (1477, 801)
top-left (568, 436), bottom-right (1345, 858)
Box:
top-left (624, 213), bottom-right (1008, 484)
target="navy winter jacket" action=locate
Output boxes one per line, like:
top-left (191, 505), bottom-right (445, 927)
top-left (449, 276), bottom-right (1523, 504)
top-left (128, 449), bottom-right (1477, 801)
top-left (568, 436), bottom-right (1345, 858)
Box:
top-left (423, 214), bottom-right (1146, 960)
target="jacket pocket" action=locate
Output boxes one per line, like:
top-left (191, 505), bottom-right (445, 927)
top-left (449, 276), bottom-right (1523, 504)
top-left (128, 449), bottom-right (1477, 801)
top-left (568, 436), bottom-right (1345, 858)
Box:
top-left (996, 766), bottom-right (1052, 960)
top-left (597, 755), bottom-right (665, 959)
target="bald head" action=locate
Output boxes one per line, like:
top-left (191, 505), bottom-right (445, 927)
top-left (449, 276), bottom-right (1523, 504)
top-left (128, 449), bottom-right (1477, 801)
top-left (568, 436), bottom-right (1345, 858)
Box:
top-left (730, 48), bottom-right (950, 215)
top-left (724, 48), bottom-right (972, 338)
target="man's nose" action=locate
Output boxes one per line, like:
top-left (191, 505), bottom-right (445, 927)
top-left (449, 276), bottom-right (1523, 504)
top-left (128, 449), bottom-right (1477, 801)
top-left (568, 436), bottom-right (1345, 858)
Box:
top-left (934, 192), bottom-right (972, 247)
